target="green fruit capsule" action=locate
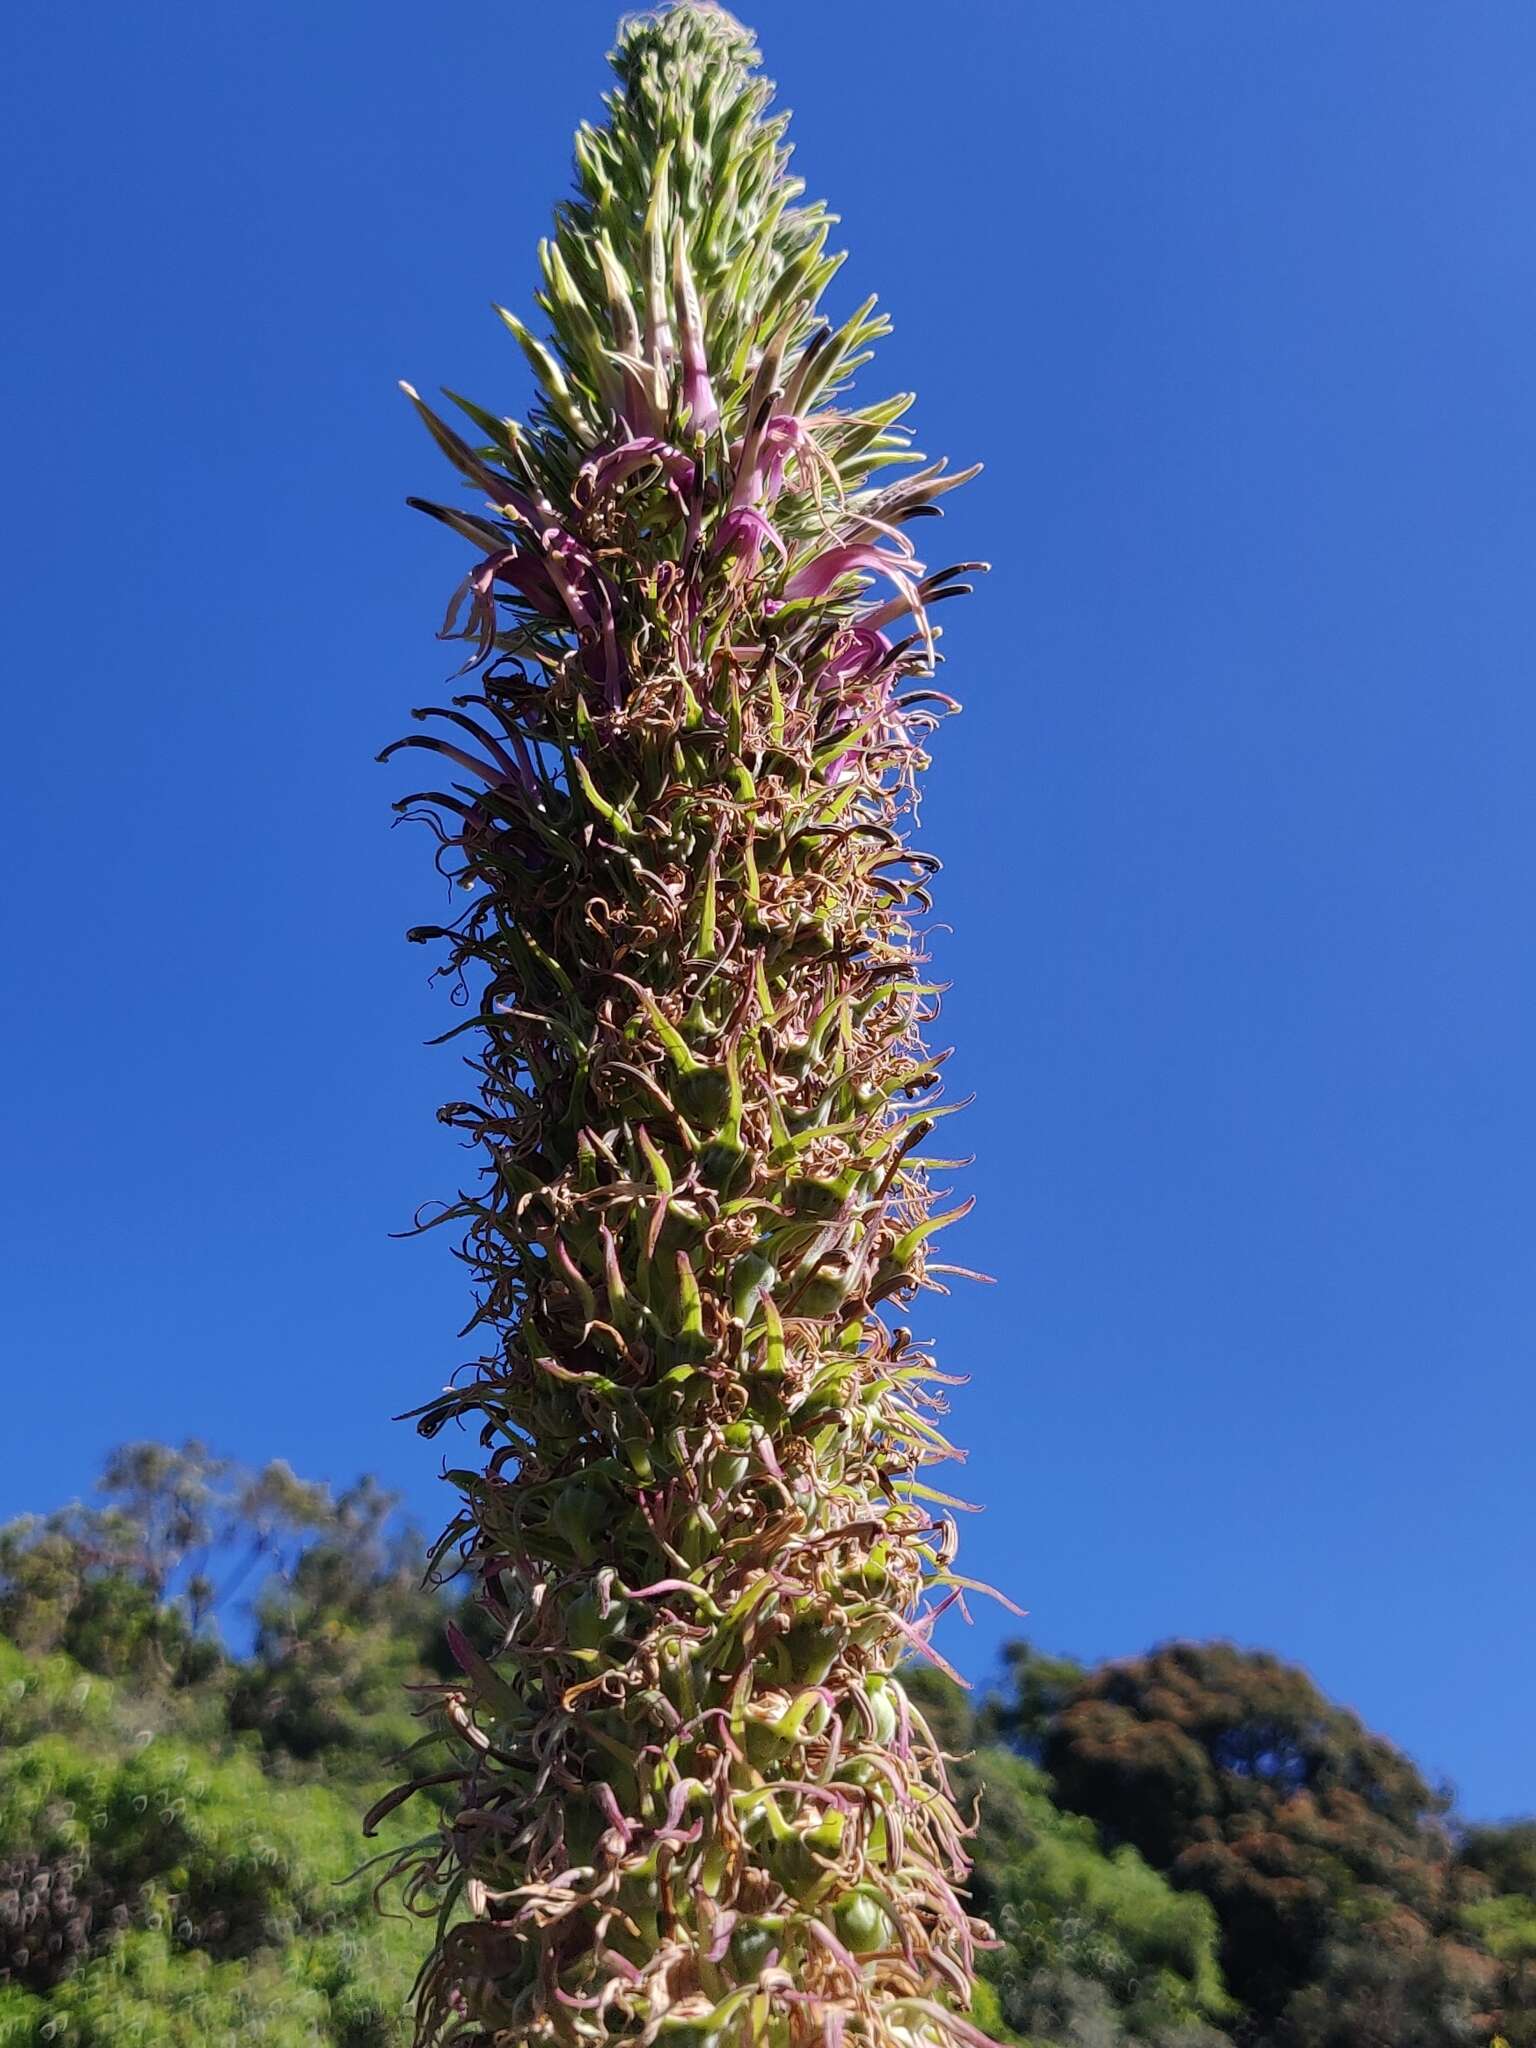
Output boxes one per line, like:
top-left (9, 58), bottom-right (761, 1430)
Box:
top-left (729, 1920), bottom-right (779, 1975)
top-left (656, 1326), bottom-right (716, 1371)
top-left (563, 1590), bottom-right (629, 1652)
top-left (767, 1831), bottom-right (821, 1890)
top-left (731, 1252), bottom-right (776, 1318)
top-left (676, 1064), bottom-right (733, 1125)
top-left (805, 1809), bottom-right (845, 1856)
top-left (744, 1717), bottom-right (788, 1769)
top-left (707, 1446), bottom-right (750, 1492)
top-left (766, 1689), bottom-right (832, 1744)
top-left (547, 1479), bottom-right (610, 1564)
top-left (793, 1377), bottom-right (849, 1423)
top-left (794, 1260), bottom-right (854, 1318)
top-left (676, 1504), bottom-right (719, 1565)
top-left (620, 1435), bottom-right (655, 1482)
top-left (562, 1590), bottom-right (607, 1651)
top-left (698, 1835), bottom-right (730, 1898)
top-left (849, 1545), bottom-right (890, 1595)
top-left (699, 1136), bottom-right (749, 1192)
top-left (862, 1675), bottom-right (900, 1748)
top-left (834, 1891), bottom-right (894, 1955)
top-left (789, 1175), bottom-right (847, 1219)
top-left (778, 1031), bottom-right (813, 1075)
top-left (783, 1616), bottom-right (844, 1686)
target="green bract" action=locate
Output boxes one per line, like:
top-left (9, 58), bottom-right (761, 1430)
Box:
top-left (380, 7), bottom-right (994, 2043)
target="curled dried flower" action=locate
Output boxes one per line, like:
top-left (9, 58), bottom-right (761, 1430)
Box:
top-left (800, 1137), bottom-right (853, 1182)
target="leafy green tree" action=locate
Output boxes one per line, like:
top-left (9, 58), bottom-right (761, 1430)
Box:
top-left (0, 1519), bottom-right (196, 1688)
top-left (990, 1645), bottom-right (1089, 1766)
top-left (226, 1476), bottom-right (447, 1775)
top-left (0, 1641), bottom-right (423, 2046)
top-left (0, 1442), bottom-right (465, 1792)
top-left (905, 1671), bottom-right (1234, 2046)
top-left (1274, 1931), bottom-right (1496, 2048)
top-left (1038, 1642), bottom-right (1484, 2039)
top-left (0, 1443), bottom-right (340, 1689)
top-left (0, 1442), bottom-right (477, 2045)
top-left (1463, 1827), bottom-right (1536, 1904)
top-left (1459, 1830), bottom-right (1536, 2048)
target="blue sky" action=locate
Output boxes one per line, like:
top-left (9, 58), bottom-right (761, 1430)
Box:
top-left (3, 1), bottom-right (1533, 1817)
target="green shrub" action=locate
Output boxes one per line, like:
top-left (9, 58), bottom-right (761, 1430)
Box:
top-left (0, 1649), bottom-right (421, 2044)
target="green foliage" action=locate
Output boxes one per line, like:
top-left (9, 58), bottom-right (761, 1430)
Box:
top-left (0, 1444), bottom-right (447, 1782)
top-left (0, 1641), bottom-right (124, 1748)
top-left (0, 1928), bottom-right (409, 2048)
top-left (0, 1441), bottom-right (356, 1694)
top-left (979, 1763), bottom-right (1234, 2045)
top-left (1274, 1933), bottom-right (1496, 2048)
top-left (1037, 1641), bottom-right (1495, 2044)
top-left (0, 1521), bottom-right (205, 1688)
top-left (907, 1672), bottom-right (1232, 2046)
top-left (0, 1646), bottom-right (423, 2043)
top-left (4, 1449), bottom-right (1536, 2048)
top-left (226, 1477), bottom-right (447, 1775)
top-left (0, 1452), bottom-right (439, 2047)
top-left (990, 1645), bottom-right (1089, 1765)
top-left (1461, 1845), bottom-right (1536, 2048)
top-left (1464, 1826), bottom-right (1536, 1903)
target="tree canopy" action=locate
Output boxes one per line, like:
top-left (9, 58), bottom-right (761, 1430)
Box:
top-left (1037, 1641), bottom-right (1507, 2045)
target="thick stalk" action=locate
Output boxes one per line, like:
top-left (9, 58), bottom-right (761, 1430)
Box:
top-left (377, 9), bottom-right (996, 2043)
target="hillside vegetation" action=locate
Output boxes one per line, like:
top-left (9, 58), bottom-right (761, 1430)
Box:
top-left (0, 1445), bottom-right (1529, 2047)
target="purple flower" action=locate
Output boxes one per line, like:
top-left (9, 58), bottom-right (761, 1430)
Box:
top-left (578, 436), bottom-right (696, 505)
top-left (783, 541), bottom-right (922, 612)
top-left (814, 623), bottom-right (892, 697)
top-left (730, 413), bottom-right (812, 509)
top-left (814, 623), bottom-right (906, 784)
top-left (540, 530), bottom-right (626, 704)
top-left (761, 415), bottom-right (809, 499)
top-left (712, 505), bottom-right (787, 581)
top-left (462, 527), bottom-right (625, 704)
top-left (675, 228), bottom-right (720, 438)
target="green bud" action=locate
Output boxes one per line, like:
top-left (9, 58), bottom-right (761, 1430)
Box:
top-left (834, 1891), bottom-right (894, 1955)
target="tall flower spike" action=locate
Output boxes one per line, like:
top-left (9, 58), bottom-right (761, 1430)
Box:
top-left (378, 7), bottom-right (998, 2045)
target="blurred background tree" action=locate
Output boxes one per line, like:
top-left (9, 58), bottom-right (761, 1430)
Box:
top-left (1034, 1641), bottom-right (1506, 2047)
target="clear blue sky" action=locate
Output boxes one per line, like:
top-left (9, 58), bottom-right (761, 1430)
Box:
top-left (3, 1), bottom-right (1533, 1817)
